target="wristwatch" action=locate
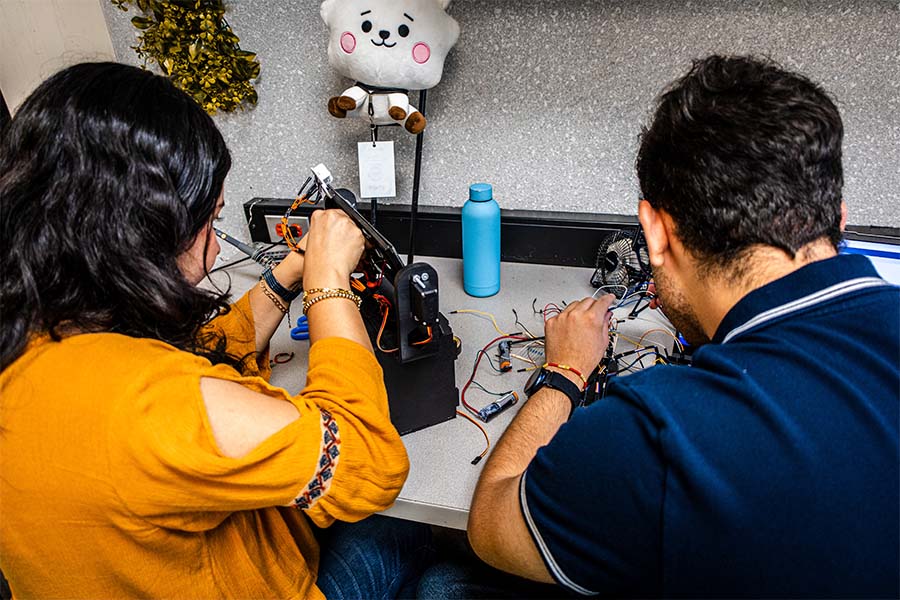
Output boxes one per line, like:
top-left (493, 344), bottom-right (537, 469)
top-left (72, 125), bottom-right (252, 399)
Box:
top-left (524, 367), bottom-right (584, 415)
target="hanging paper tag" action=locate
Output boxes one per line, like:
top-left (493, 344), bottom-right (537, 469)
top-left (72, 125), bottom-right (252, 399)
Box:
top-left (357, 141), bottom-right (396, 198)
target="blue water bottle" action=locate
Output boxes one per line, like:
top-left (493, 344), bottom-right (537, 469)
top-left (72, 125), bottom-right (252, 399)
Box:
top-left (462, 183), bottom-right (501, 297)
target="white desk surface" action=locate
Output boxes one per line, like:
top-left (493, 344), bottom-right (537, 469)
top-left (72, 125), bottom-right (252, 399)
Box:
top-left (211, 256), bottom-right (675, 530)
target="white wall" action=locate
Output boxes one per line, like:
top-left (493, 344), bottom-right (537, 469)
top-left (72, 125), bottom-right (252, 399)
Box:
top-left (0, 0), bottom-right (115, 112)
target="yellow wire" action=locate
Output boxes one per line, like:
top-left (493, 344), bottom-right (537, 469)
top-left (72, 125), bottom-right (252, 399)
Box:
top-left (637, 328), bottom-right (685, 352)
top-left (510, 352), bottom-right (536, 366)
top-left (615, 332), bottom-right (644, 347)
top-left (452, 309), bottom-right (509, 336)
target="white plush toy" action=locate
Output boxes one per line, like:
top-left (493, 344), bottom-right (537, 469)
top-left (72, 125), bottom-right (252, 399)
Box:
top-left (321, 0), bottom-right (460, 134)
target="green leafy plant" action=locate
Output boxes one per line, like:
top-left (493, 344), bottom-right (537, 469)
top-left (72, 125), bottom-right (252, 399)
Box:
top-left (112, 0), bottom-right (260, 114)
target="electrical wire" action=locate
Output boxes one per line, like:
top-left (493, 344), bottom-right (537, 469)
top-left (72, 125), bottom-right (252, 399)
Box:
top-left (450, 309), bottom-right (509, 336)
top-left (210, 241), bottom-right (282, 274)
top-left (411, 326), bottom-right (433, 346)
top-left (510, 352), bottom-right (537, 366)
top-left (638, 328), bottom-right (685, 352)
top-left (469, 381), bottom-right (508, 396)
top-left (618, 349), bottom-right (663, 373)
top-left (592, 284), bottom-right (627, 298)
top-left (456, 410), bottom-right (491, 465)
top-left (511, 308), bottom-right (538, 339)
top-left (461, 334), bottom-right (528, 418)
top-left (374, 295), bottom-right (398, 353)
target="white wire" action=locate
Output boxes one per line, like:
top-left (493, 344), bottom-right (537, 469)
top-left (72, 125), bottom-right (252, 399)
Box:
top-left (592, 284), bottom-right (628, 299)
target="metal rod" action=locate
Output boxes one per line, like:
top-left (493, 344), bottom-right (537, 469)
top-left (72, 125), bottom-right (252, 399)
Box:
top-left (408, 88), bottom-right (427, 264)
top-left (214, 227), bottom-right (277, 268)
top-left (371, 124), bottom-right (378, 227)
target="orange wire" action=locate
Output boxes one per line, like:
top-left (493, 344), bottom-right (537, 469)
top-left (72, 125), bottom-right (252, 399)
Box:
top-left (281, 193), bottom-right (315, 251)
top-left (455, 409), bottom-right (491, 461)
top-left (411, 326), bottom-right (433, 346)
top-left (376, 300), bottom-right (398, 353)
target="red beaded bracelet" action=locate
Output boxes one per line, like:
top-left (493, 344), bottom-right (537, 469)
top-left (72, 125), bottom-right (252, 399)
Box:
top-left (543, 362), bottom-right (588, 390)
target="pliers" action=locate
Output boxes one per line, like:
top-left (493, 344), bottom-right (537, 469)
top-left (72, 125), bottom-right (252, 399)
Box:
top-left (290, 315), bottom-right (310, 341)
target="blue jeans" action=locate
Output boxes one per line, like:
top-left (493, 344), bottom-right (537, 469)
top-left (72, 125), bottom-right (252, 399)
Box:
top-left (416, 528), bottom-right (572, 599)
top-left (314, 515), bottom-right (435, 599)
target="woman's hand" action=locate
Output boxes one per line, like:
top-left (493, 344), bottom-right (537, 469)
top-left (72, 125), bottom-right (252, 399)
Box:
top-left (302, 209), bottom-right (365, 290)
top-left (271, 235), bottom-right (306, 290)
top-left (543, 294), bottom-right (616, 383)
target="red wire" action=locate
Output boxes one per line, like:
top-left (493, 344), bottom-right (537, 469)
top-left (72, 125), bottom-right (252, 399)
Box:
top-left (456, 410), bottom-right (491, 463)
top-left (460, 334), bottom-right (529, 417)
top-left (374, 295), bottom-right (398, 353)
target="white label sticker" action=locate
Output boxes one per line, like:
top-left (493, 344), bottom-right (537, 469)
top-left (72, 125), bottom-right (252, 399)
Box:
top-left (357, 141), bottom-right (396, 198)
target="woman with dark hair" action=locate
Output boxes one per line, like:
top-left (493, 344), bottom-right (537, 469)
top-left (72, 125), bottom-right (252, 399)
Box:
top-left (0, 62), bottom-right (431, 598)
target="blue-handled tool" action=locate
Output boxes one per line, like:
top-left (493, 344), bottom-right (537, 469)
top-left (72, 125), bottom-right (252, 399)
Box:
top-left (291, 315), bottom-right (310, 341)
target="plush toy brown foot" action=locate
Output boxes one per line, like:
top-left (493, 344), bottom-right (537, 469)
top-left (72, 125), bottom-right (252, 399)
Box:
top-left (328, 96), bottom-right (357, 118)
top-left (405, 112), bottom-right (426, 134)
top-left (388, 106), bottom-right (407, 121)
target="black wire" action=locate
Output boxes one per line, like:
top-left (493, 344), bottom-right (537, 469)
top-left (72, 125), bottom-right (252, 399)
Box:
top-left (618, 350), bottom-right (662, 372)
top-left (210, 255), bottom-right (251, 274)
top-left (469, 381), bottom-right (507, 396)
top-left (475, 348), bottom-right (503, 373)
top-left (512, 308), bottom-right (526, 331)
top-left (210, 241), bottom-right (282, 274)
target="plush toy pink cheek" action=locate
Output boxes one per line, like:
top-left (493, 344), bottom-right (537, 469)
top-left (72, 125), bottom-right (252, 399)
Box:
top-left (412, 42), bottom-right (430, 64)
top-left (341, 32), bottom-right (356, 54)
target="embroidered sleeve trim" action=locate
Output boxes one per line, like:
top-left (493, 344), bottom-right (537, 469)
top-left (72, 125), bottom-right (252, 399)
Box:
top-left (293, 410), bottom-right (341, 510)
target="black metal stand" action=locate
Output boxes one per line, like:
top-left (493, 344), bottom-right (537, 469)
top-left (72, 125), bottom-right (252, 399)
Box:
top-left (408, 89), bottom-right (427, 265)
top-left (368, 89), bottom-right (427, 265)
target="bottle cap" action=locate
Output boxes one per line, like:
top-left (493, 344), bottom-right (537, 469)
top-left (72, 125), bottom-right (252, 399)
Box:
top-left (468, 183), bottom-right (493, 202)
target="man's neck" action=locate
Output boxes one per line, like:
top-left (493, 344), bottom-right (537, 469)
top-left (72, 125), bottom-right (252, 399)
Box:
top-left (690, 239), bottom-right (839, 340)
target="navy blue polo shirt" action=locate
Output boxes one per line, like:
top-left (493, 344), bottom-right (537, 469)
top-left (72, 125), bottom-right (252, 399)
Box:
top-left (522, 254), bottom-right (899, 597)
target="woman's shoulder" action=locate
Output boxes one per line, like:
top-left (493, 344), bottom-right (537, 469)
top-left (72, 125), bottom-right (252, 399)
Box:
top-left (4, 332), bottom-right (211, 386)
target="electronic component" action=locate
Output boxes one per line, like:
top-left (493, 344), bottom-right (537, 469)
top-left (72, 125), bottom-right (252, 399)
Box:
top-left (477, 391), bottom-right (519, 422)
top-left (590, 229), bottom-right (652, 295)
top-left (302, 164), bottom-right (459, 434)
top-left (411, 272), bottom-right (439, 326)
top-left (213, 227), bottom-right (278, 268)
top-left (310, 164), bottom-right (405, 274)
top-left (497, 340), bottom-right (512, 372)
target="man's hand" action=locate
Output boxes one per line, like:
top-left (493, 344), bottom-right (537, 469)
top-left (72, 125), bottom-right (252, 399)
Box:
top-left (544, 294), bottom-right (616, 379)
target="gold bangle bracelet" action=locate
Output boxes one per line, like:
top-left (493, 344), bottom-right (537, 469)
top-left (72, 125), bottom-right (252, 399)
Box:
top-left (302, 287), bottom-right (355, 301)
top-left (302, 291), bottom-right (361, 316)
top-left (302, 288), bottom-right (361, 308)
top-left (259, 280), bottom-right (288, 314)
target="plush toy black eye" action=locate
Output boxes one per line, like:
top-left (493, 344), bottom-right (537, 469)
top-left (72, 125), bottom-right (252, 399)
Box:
top-left (398, 24), bottom-right (410, 37)
top-left (361, 20), bottom-right (373, 33)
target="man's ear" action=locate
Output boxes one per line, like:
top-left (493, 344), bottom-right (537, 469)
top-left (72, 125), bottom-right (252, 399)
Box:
top-left (840, 201), bottom-right (848, 232)
top-left (638, 199), bottom-right (669, 268)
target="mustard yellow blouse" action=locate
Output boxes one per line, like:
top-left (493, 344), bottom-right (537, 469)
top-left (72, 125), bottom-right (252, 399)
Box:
top-left (0, 293), bottom-right (409, 598)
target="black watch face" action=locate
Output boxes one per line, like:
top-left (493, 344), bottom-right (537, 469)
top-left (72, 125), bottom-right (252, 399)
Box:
top-left (524, 368), bottom-right (546, 397)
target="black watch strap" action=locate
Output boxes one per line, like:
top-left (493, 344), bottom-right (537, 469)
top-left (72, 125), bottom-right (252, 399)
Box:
top-left (528, 369), bottom-right (584, 414)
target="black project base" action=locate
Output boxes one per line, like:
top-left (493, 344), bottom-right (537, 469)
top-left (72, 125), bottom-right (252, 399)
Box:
top-left (360, 263), bottom-right (460, 436)
top-left (366, 311), bottom-right (459, 435)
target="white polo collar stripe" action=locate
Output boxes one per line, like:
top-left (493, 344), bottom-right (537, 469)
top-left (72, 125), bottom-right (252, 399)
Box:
top-left (722, 277), bottom-right (891, 344)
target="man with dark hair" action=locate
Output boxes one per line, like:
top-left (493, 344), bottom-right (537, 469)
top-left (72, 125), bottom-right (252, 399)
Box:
top-left (465, 55), bottom-right (899, 597)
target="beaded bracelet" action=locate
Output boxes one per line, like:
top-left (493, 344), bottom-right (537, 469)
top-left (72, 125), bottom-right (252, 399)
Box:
top-left (543, 362), bottom-right (588, 390)
top-left (301, 288), bottom-right (362, 307)
top-left (302, 290), bottom-right (362, 316)
top-left (259, 280), bottom-right (289, 314)
top-left (261, 267), bottom-right (302, 303)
